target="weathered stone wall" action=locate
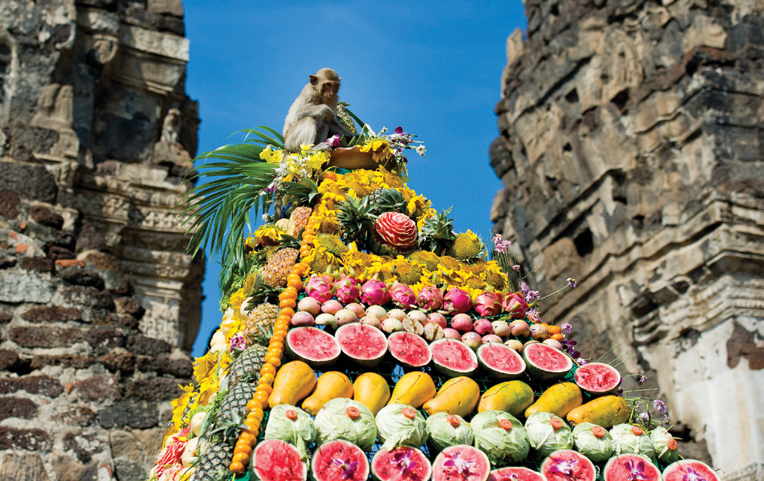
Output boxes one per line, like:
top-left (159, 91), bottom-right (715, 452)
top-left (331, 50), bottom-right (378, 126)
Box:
top-left (0, 1), bottom-right (202, 479)
top-left (490, 0), bottom-right (763, 478)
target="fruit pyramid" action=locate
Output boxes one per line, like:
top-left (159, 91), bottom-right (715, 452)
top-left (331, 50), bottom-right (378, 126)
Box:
top-left (149, 121), bottom-right (719, 481)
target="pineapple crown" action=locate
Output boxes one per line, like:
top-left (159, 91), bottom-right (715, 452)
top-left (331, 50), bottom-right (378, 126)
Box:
top-left (336, 195), bottom-right (377, 246)
top-left (419, 207), bottom-right (456, 255)
top-left (366, 188), bottom-right (408, 216)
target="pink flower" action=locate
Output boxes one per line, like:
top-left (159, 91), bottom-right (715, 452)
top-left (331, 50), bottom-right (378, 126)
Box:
top-left (390, 282), bottom-right (416, 309)
top-left (443, 287), bottom-right (472, 314)
top-left (360, 279), bottom-right (391, 306)
top-left (417, 286), bottom-right (444, 311)
top-left (334, 276), bottom-right (360, 304)
top-left (474, 291), bottom-right (503, 317)
top-left (502, 293), bottom-right (528, 318)
top-left (306, 275), bottom-right (335, 303)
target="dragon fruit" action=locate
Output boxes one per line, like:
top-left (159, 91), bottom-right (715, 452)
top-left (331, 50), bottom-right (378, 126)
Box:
top-left (502, 293), bottom-right (529, 318)
top-left (361, 279), bottom-right (392, 306)
top-left (391, 282), bottom-right (417, 309)
top-left (417, 286), bottom-right (444, 311)
top-left (474, 291), bottom-right (503, 317)
top-left (306, 275), bottom-right (335, 303)
top-left (443, 287), bottom-right (472, 314)
top-left (334, 276), bottom-right (360, 304)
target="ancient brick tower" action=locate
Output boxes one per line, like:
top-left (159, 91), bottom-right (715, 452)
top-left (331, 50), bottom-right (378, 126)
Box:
top-left (490, 0), bottom-right (763, 479)
top-left (0, 1), bottom-right (202, 479)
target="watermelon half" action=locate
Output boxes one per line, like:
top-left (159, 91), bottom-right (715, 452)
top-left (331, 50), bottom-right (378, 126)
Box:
top-left (432, 445), bottom-right (491, 481)
top-left (388, 332), bottom-right (432, 369)
top-left (523, 343), bottom-right (573, 381)
top-left (663, 460), bottom-right (718, 481)
top-left (574, 362), bottom-right (621, 394)
top-left (251, 439), bottom-right (307, 481)
top-left (540, 450), bottom-right (597, 481)
top-left (430, 338), bottom-right (479, 377)
top-left (371, 446), bottom-right (432, 481)
top-left (311, 440), bottom-right (370, 481)
top-left (477, 342), bottom-right (526, 379)
top-left (603, 454), bottom-right (662, 481)
top-left (489, 467), bottom-right (548, 481)
top-left (336, 323), bottom-right (388, 368)
top-left (285, 327), bottom-right (341, 368)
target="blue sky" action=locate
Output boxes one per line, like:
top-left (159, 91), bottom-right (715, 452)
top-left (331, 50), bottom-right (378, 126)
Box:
top-left (184, 1), bottom-right (527, 356)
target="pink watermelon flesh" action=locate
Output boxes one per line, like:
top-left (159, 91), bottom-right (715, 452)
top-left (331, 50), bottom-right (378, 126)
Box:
top-left (252, 439), bottom-right (307, 481)
top-left (432, 445), bottom-right (491, 481)
top-left (312, 440), bottom-right (370, 481)
top-left (285, 327), bottom-right (340, 368)
top-left (574, 362), bottom-right (621, 393)
top-left (430, 339), bottom-right (479, 377)
top-left (388, 332), bottom-right (432, 368)
top-left (372, 446), bottom-right (432, 481)
top-left (336, 324), bottom-right (388, 367)
top-left (489, 467), bottom-right (548, 481)
top-left (523, 343), bottom-right (572, 380)
top-left (477, 343), bottom-right (526, 379)
top-left (541, 450), bottom-right (597, 481)
top-left (603, 454), bottom-right (661, 481)
top-left (663, 460), bottom-right (718, 481)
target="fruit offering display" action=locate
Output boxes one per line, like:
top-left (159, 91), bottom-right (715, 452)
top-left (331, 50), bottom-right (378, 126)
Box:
top-left (147, 115), bottom-right (717, 481)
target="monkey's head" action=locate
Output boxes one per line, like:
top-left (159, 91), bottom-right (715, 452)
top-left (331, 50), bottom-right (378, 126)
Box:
top-left (310, 68), bottom-right (341, 101)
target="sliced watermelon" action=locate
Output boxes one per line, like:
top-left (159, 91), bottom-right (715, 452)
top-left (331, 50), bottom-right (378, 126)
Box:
top-left (540, 450), bottom-right (597, 481)
top-left (311, 440), bottom-right (370, 481)
top-left (251, 439), bottom-right (307, 481)
top-left (574, 362), bottom-right (621, 394)
top-left (663, 460), bottom-right (718, 481)
top-left (603, 454), bottom-right (662, 481)
top-left (523, 343), bottom-right (572, 381)
top-left (430, 338), bottom-right (478, 377)
top-left (285, 327), bottom-right (341, 368)
top-left (477, 342), bottom-right (526, 379)
top-left (388, 332), bottom-right (432, 369)
top-left (489, 467), bottom-right (548, 481)
top-left (336, 323), bottom-right (388, 368)
top-left (432, 445), bottom-right (491, 481)
top-left (371, 446), bottom-right (432, 481)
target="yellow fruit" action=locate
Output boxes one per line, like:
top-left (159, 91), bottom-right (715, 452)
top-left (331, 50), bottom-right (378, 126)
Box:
top-left (353, 373), bottom-right (391, 416)
top-left (566, 395), bottom-right (630, 428)
top-left (388, 372), bottom-right (436, 408)
top-left (525, 382), bottom-right (583, 418)
top-left (301, 371), bottom-right (354, 415)
top-left (478, 380), bottom-right (534, 416)
top-left (423, 377), bottom-right (480, 418)
top-left (269, 361), bottom-right (317, 409)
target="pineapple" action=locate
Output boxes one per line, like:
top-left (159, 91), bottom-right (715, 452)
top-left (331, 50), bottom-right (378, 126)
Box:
top-left (261, 247), bottom-right (299, 287)
top-left (336, 195), bottom-right (376, 247)
top-left (242, 303), bottom-right (278, 344)
top-left (419, 207), bottom-right (456, 255)
top-left (337, 102), bottom-right (357, 134)
top-left (215, 381), bottom-right (257, 427)
top-left (367, 188), bottom-right (408, 216)
top-left (287, 206), bottom-right (313, 237)
top-left (189, 442), bottom-right (234, 481)
top-left (227, 343), bottom-right (267, 387)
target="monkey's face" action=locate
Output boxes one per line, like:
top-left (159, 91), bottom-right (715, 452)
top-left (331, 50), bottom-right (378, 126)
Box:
top-left (321, 81), bottom-right (339, 101)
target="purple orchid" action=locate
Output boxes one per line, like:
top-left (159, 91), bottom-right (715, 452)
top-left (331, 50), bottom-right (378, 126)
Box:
top-left (519, 282), bottom-right (530, 296)
top-left (332, 458), bottom-right (359, 480)
top-left (392, 450), bottom-right (416, 475)
top-left (639, 375), bottom-right (647, 383)
top-left (550, 457), bottom-right (578, 477)
top-left (561, 323), bottom-right (573, 334)
top-left (524, 290), bottom-right (540, 303)
top-left (512, 264), bottom-right (521, 271)
top-left (492, 234), bottom-right (512, 254)
top-left (624, 460), bottom-right (648, 481)
top-left (567, 277), bottom-right (578, 288)
top-left (527, 307), bottom-right (542, 323)
top-left (229, 333), bottom-right (246, 352)
top-left (653, 399), bottom-right (667, 414)
top-left (683, 468), bottom-right (707, 481)
top-left (329, 134), bottom-right (342, 147)
top-left (443, 452), bottom-right (475, 478)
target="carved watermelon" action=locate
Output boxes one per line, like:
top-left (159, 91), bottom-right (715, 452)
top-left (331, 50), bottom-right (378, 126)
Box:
top-left (432, 445), bottom-right (491, 481)
top-left (285, 327), bottom-right (341, 368)
top-left (388, 332), bottom-right (431, 369)
top-left (603, 453), bottom-right (662, 481)
top-left (371, 446), bottom-right (432, 481)
top-left (574, 362), bottom-right (621, 394)
top-left (430, 338), bottom-right (478, 377)
top-left (489, 467), bottom-right (548, 481)
top-left (663, 460), bottom-right (718, 481)
top-left (335, 323), bottom-right (388, 368)
top-left (311, 440), bottom-right (370, 481)
top-left (540, 450), bottom-right (597, 481)
top-left (251, 439), bottom-right (307, 481)
top-left (477, 342), bottom-right (526, 379)
top-left (523, 343), bottom-right (573, 380)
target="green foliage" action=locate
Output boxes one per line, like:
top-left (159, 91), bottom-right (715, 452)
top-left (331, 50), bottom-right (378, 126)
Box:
top-left (280, 177), bottom-right (320, 208)
top-left (336, 195), bottom-right (377, 247)
top-left (367, 188), bottom-right (408, 215)
top-left (419, 207), bottom-right (456, 255)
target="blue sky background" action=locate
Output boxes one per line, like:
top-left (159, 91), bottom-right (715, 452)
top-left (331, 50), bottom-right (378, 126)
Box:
top-left (184, 1), bottom-right (527, 356)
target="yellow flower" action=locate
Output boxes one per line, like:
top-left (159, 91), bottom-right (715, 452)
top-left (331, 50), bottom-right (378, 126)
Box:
top-left (259, 145), bottom-right (284, 164)
top-left (168, 383), bottom-right (195, 434)
top-left (193, 350), bottom-right (219, 384)
top-left (229, 288), bottom-right (246, 311)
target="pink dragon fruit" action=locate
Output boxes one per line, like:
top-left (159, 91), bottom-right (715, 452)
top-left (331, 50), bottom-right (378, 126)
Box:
top-left (443, 287), bottom-right (472, 314)
top-left (474, 291), bottom-right (504, 317)
top-left (334, 276), bottom-right (360, 304)
top-left (417, 285), bottom-right (444, 311)
top-left (390, 282), bottom-right (417, 309)
top-left (360, 279), bottom-right (391, 306)
top-left (502, 292), bottom-right (529, 318)
top-left (305, 275), bottom-right (335, 303)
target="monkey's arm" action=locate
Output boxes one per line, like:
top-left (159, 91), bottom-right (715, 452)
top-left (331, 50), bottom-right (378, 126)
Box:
top-left (326, 117), bottom-right (357, 138)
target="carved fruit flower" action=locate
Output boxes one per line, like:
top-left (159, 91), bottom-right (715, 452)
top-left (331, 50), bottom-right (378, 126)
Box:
top-left (374, 212), bottom-right (417, 251)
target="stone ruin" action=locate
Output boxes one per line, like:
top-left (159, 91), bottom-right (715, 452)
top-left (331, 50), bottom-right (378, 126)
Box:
top-left (489, 0), bottom-right (763, 479)
top-left (0, 0), bottom-right (202, 480)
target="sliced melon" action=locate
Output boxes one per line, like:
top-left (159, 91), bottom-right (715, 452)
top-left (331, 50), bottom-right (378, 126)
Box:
top-left (477, 342), bottom-right (526, 379)
top-left (285, 327), bottom-right (341, 368)
top-left (430, 338), bottom-right (478, 377)
top-left (523, 343), bottom-right (572, 381)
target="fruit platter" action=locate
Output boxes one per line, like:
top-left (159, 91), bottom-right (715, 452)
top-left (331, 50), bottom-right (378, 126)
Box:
top-left (148, 119), bottom-right (719, 481)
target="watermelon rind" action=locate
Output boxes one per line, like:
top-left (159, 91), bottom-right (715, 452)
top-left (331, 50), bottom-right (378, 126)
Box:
top-left (522, 343), bottom-right (573, 381)
top-left (311, 440), bottom-right (370, 481)
top-left (540, 450), bottom-right (597, 481)
top-left (387, 332), bottom-right (432, 369)
top-left (251, 439), bottom-right (308, 481)
top-left (574, 362), bottom-right (621, 395)
top-left (371, 446), bottom-right (432, 481)
top-left (603, 453), bottom-right (662, 481)
top-left (285, 327), bottom-right (341, 368)
top-left (432, 445), bottom-right (491, 481)
top-left (489, 467), bottom-right (548, 481)
top-left (430, 338), bottom-right (479, 377)
top-left (336, 323), bottom-right (388, 368)
top-left (477, 342), bottom-right (526, 380)
top-left (663, 460), bottom-right (718, 481)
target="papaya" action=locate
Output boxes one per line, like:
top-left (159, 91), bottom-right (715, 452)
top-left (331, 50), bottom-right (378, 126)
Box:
top-left (524, 382), bottom-right (582, 418)
top-left (268, 360), bottom-right (317, 409)
top-left (478, 380), bottom-right (534, 416)
top-left (566, 394), bottom-right (630, 428)
top-left (353, 372), bottom-right (390, 416)
top-left (422, 376), bottom-right (480, 418)
top-left (302, 371), bottom-right (353, 415)
top-left (388, 371), bottom-right (436, 408)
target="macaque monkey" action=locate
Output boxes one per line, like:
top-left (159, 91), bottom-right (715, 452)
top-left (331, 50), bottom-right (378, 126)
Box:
top-left (283, 68), bottom-right (356, 152)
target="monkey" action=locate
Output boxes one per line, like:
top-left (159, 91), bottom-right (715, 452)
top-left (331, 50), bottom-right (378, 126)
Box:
top-left (283, 68), bottom-right (356, 152)
top-left (161, 108), bottom-right (181, 144)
